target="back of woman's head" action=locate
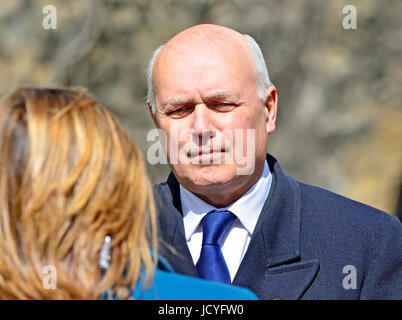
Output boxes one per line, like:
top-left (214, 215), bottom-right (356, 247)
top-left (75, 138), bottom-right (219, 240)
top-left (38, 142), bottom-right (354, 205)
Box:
top-left (0, 87), bottom-right (157, 299)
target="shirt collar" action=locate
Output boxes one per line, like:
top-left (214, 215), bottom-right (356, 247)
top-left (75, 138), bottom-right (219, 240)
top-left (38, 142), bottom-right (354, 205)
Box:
top-left (181, 160), bottom-right (272, 241)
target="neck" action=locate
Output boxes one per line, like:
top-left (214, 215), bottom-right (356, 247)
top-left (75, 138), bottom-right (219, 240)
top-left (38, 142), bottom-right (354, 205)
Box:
top-left (186, 164), bottom-right (265, 208)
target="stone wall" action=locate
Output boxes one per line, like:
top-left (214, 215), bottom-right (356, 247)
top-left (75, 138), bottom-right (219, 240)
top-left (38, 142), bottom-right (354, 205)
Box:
top-left (0, 0), bottom-right (400, 216)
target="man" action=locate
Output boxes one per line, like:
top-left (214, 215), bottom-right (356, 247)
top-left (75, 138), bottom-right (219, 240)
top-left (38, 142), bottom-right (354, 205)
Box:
top-left (146, 24), bottom-right (402, 299)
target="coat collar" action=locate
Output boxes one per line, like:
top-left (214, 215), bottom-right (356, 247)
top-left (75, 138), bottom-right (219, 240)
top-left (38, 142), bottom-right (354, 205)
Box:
top-left (258, 153), bottom-right (301, 267)
top-left (154, 172), bottom-right (198, 277)
top-left (231, 155), bottom-right (319, 299)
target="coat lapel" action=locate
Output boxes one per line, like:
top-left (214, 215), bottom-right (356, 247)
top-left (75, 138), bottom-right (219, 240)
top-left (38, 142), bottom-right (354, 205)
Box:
top-left (232, 154), bottom-right (319, 299)
top-left (154, 173), bottom-right (198, 277)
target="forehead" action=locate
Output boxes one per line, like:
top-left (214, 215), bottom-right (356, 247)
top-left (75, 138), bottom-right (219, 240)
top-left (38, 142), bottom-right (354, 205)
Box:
top-left (163, 25), bottom-right (247, 56)
top-left (153, 33), bottom-right (257, 98)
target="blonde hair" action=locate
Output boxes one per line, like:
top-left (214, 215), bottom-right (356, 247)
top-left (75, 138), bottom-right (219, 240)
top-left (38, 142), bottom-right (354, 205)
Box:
top-left (0, 87), bottom-right (157, 299)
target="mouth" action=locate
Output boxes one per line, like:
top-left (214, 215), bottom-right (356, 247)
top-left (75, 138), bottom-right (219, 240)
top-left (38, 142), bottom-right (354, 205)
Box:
top-left (187, 148), bottom-right (227, 159)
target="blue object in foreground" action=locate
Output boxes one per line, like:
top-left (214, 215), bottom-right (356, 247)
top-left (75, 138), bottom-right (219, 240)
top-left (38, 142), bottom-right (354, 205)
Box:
top-left (131, 256), bottom-right (258, 300)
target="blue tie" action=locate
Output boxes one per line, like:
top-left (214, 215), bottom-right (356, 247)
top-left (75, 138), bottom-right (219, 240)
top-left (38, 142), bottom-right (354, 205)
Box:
top-left (196, 210), bottom-right (236, 284)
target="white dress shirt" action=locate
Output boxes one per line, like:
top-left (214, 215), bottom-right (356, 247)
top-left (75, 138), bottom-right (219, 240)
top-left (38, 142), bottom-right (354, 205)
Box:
top-left (180, 160), bottom-right (272, 282)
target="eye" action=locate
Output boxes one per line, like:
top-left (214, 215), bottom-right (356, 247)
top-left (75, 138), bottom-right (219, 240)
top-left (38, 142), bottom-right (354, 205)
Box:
top-left (167, 105), bottom-right (193, 117)
top-left (209, 102), bottom-right (236, 111)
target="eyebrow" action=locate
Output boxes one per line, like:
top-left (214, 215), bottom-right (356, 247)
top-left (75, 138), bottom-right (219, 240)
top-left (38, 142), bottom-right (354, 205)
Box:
top-left (166, 91), bottom-right (234, 106)
top-left (204, 92), bottom-right (232, 100)
top-left (167, 97), bottom-right (192, 106)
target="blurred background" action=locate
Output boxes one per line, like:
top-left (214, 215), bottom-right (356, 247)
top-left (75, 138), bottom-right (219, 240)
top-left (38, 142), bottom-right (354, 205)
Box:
top-left (0, 0), bottom-right (401, 218)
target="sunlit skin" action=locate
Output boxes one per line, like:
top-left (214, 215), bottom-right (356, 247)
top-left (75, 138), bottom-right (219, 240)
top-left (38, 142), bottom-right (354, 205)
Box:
top-left (148, 24), bottom-right (278, 207)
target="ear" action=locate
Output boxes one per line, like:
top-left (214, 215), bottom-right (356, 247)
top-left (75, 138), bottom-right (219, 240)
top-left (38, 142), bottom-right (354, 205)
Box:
top-left (147, 99), bottom-right (158, 127)
top-left (264, 85), bottom-right (278, 135)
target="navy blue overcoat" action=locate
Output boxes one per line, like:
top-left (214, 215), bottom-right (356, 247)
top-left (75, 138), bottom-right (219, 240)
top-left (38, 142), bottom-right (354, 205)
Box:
top-left (154, 154), bottom-right (402, 299)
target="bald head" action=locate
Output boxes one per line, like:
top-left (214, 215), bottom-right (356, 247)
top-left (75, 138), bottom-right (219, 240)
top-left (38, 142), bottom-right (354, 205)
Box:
top-left (147, 24), bottom-right (272, 113)
top-left (145, 25), bottom-right (278, 206)
top-left (159, 24), bottom-right (250, 59)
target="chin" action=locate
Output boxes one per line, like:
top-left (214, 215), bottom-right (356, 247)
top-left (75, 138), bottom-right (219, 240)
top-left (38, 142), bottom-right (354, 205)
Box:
top-left (185, 164), bottom-right (237, 188)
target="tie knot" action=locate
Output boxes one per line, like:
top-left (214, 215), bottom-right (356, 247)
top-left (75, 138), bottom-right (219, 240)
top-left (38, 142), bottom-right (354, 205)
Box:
top-left (201, 210), bottom-right (236, 245)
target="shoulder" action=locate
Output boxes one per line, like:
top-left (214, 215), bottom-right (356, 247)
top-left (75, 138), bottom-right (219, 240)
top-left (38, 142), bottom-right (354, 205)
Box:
top-left (153, 180), bottom-right (168, 194)
top-left (153, 180), bottom-right (169, 202)
top-left (154, 171), bottom-right (178, 194)
top-left (296, 181), bottom-right (402, 255)
top-left (133, 263), bottom-right (258, 300)
top-left (153, 172), bottom-right (179, 205)
top-left (298, 181), bottom-right (397, 227)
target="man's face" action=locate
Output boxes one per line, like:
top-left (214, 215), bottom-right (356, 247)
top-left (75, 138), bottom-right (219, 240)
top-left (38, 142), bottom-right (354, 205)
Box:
top-left (150, 34), bottom-right (276, 198)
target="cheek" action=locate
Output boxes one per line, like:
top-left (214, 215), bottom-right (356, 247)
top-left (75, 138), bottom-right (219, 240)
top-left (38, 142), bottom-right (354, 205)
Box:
top-left (162, 121), bottom-right (187, 147)
top-left (230, 107), bottom-right (266, 137)
top-left (230, 104), bottom-right (264, 130)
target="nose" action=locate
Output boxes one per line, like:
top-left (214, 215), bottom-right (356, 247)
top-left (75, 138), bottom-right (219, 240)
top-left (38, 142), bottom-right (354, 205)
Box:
top-left (191, 104), bottom-right (214, 139)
